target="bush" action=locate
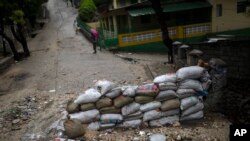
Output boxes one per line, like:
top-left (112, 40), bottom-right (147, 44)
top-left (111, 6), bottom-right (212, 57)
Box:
top-left (79, 0), bottom-right (97, 22)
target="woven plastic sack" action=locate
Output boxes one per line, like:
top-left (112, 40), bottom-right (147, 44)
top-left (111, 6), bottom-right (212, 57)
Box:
top-left (95, 80), bottom-right (117, 95)
top-left (181, 102), bottom-right (204, 117)
top-left (99, 106), bottom-right (121, 114)
top-left (149, 134), bottom-right (167, 141)
top-left (140, 101), bottom-right (161, 112)
top-left (122, 86), bottom-right (138, 97)
top-left (180, 110), bottom-right (204, 121)
top-left (64, 119), bottom-right (85, 138)
top-left (135, 96), bottom-right (154, 104)
top-left (155, 90), bottom-right (177, 101)
top-left (136, 83), bottom-right (159, 97)
top-left (69, 109), bottom-right (100, 123)
top-left (149, 115), bottom-right (179, 127)
top-left (161, 109), bottom-right (180, 117)
top-left (180, 96), bottom-right (199, 110)
top-left (143, 109), bottom-right (162, 122)
top-left (124, 111), bottom-right (143, 121)
top-left (96, 97), bottom-right (112, 109)
top-left (105, 87), bottom-right (121, 99)
top-left (88, 122), bottom-right (100, 131)
top-left (113, 95), bottom-right (134, 108)
top-left (118, 119), bottom-right (142, 128)
top-left (159, 82), bottom-right (177, 91)
top-left (74, 88), bottom-right (101, 104)
top-left (161, 99), bottom-right (180, 111)
top-left (80, 103), bottom-right (96, 111)
top-left (100, 114), bottom-right (123, 124)
top-left (66, 100), bottom-right (79, 114)
top-left (176, 66), bottom-right (205, 81)
top-left (153, 73), bottom-right (177, 83)
top-left (176, 89), bottom-right (196, 99)
top-left (179, 79), bottom-right (203, 91)
top-left (100, 123), bottom-right (115, 130)
top-left (121, 102), bottom-right (140, 116)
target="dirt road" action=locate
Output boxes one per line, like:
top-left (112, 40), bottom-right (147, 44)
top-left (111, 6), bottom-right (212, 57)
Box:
top-left (0, 0), bottom-right (230, 140)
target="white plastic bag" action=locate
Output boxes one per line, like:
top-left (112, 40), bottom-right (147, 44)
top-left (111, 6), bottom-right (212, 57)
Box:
top-left (122, 86), bottom-right (138, 97)
top-left (153, 73), bottom-right (177, 83)
top-left (181, 102), bottom-right (204, 117)
top-left (155, 90), bottom-right (177, 101)
top-left (149, 115), bottom-right (179, 127)
top-left (95, 80), bottom-right (117, 95)
top-left (140, 101), bottom-right (161, 112)
top-left (180, 96), bottom-right (199, 110)
top-left (159, 82), bottom-right (177, 91)
top-left (88, 122), bottom-right (100, 131)
top-left (74, 88), bottom-right (101, 104)
top-left (176, 66), bottom-right (205, 81)
top-left (121, 102), bottom-right (140, 116)
top-left (179, 79), bottom-right (203, 91)
top-left (180, 110), bottom-right (204, 121)
top-left (143, 110), bottom-right (162, 122)
top-left (105, 87), bottom-right (121, 98)
top-left (118, 119), bottom-right (142, 128)
top-left (176, 89), bottom-right (196, 99)
top-left (69, 109), bottom-right (100, 123)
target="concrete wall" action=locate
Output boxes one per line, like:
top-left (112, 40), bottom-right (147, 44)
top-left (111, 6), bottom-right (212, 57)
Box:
top-left (210, 0), bottom-right (250, 32)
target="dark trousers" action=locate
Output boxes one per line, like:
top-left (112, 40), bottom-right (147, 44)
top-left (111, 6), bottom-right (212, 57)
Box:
top-left (93, 42), bottom-right (97, 53)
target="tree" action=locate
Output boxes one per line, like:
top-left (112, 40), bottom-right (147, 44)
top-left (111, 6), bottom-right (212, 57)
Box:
top-left (149, 0), bottom-right (173, 63)
top-left (79, 0), bottom-right (97, 22)
top-left (0, 0), bottom-right (48, 58)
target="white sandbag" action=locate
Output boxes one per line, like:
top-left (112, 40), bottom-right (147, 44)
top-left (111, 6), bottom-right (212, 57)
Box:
top-left (88, 122), bottom-right (100, 131)
top-left (149, 115), bottom-right (179, 127)
top-left (118, 119), bottom-right (142, 128)
top-left (140, 101), bottom-right (161, 112)
top-left (176, 66), bottom-right (205, 81)
top-left (143, 110), bottom-right (162, 122)
top-left (180, 96), bottom-right (200, 110)
top-left (69, 109), bottom-right (100, 123)
top-left (121, 102), bottom-right (140, 116)
top-left (100, 123), bottom-right (115, 129)
top-left (179, 79), bottom-right (203, 91)
top-left (149, 134), bottom-right (167, 141)
top-left (122, 86), bottom-right (138, 97)
top-left (155, 90), bottom-right (177, 101)
top-left (159, 82), bottom-right (177, 91)
top-left (161, 109), bottom-right (180, 117)
top-left (176, 89), bottom-right (196, 99)
top-left (95, 80), bottom-right (117, 95)
top-left (153, 73), bottom-right (177, 83)
top-left (74, 88), bottom-right (101, 104)
top-left (100, 114), bottom-right (123, 124)
top-left (181, 102), bottom-right (204, 117)
top-left (105, 87), bottom-right (121, 98)
top-left (180, 110), bottom-right (204, 121)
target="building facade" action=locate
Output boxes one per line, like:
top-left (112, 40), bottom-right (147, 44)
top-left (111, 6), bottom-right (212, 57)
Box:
top-left (97, 0), bottom-right (250, 52)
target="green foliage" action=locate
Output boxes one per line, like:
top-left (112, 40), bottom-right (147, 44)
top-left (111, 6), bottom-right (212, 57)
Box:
top-left (10, 10), bottom-right (25, 25)
top-left (79, 0), bottom-right (97, 22)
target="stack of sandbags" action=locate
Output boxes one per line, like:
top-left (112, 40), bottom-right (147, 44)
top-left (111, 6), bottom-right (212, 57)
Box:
top-left (176, 66), bottom-right (208, 121)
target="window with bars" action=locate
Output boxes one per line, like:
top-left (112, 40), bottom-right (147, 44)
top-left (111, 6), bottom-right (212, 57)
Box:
top-left (237, 0), bottom-right (247, 13)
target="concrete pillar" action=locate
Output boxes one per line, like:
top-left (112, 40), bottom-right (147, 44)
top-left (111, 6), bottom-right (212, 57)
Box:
top-left (113, 0), bottom-right (117, 9)
top-left (108, 16), bottom-right (112, 37)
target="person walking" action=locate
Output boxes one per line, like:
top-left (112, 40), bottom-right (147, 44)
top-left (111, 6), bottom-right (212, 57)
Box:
top-left (90, 28), bottom-right (99, 54)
